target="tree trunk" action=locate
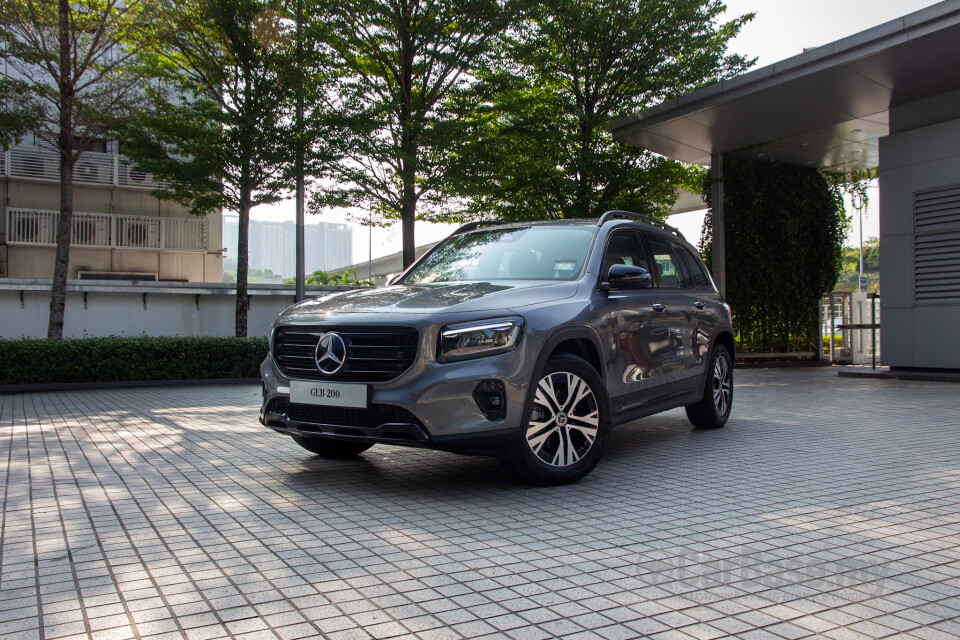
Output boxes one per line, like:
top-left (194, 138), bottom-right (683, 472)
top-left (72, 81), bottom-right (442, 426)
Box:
top-left (48, 0), bottom-right (74, 340)
top-left (48, 154), bottom-right (74, 339)
top-left (400, 174), bottom-right (417, 269)
top-left (398, 12), bottom-right (417, 269)
top-left (236, 188), bottom-right (251, 337)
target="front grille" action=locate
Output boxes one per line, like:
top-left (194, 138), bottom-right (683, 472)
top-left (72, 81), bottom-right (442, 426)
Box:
top-left (274, 326), bottom-right (418, 382)
top-left (266, 398), bottom-right (424, 430)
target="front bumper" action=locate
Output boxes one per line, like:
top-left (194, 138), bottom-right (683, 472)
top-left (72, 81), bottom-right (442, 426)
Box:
top-left (259, 339), bottom-right (534, 453)
top-left (259, 404), bottom-right (518, 455)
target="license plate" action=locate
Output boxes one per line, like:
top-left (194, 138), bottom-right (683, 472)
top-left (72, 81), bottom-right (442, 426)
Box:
top-left (290, 381), bottom-right (368, 408)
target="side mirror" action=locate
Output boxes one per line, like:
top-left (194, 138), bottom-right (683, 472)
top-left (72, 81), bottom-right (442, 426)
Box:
top-left (606, 264), bottom-right (652, 290)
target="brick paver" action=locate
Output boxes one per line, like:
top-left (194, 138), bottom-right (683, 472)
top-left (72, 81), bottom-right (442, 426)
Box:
top-left (2, 368), bottom-right (960, 639)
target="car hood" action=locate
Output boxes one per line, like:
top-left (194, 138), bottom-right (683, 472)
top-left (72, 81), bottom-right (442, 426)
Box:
top-left (277, 281), bottom-right (579, 321)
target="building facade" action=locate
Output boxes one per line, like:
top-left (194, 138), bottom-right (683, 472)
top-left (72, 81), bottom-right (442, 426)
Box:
top-left (0, 137), bottom-right (223, 282)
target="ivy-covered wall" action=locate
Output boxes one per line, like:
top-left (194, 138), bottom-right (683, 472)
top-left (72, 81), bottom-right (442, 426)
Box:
top-left (701, 156), bottom-right (847, 354)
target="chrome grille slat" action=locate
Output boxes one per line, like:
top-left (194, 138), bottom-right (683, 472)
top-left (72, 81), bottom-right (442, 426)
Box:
top-left (274, 326), bottom-right (419, 382)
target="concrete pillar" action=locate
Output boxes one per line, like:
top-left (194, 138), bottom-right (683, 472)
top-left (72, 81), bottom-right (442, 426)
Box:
top-left (711, 152), bottom-right (726, 297)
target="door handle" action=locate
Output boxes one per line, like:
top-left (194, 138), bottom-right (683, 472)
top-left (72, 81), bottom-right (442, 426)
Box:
top-left (652, 302), bottom-right (667, 312)
top-left (693, 300), bottom-right (706, 309)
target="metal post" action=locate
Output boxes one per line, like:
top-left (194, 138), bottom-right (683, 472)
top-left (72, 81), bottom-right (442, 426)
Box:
top-left (870, 293), bottom-right (877, 369)
top-left (710, 152), bottom-right (725, 296)
top-left (818, 298), bottom-right (824, 360)
top-left (368, 217), bottom-right (372, 279)
top-left (294, 0), bottom-right (306, 302)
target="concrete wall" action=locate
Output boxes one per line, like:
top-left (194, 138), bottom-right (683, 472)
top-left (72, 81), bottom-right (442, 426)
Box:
top-left (0, 280), bottom-right (356, 338)
top-left (879, 112), bottom-right (960, 370)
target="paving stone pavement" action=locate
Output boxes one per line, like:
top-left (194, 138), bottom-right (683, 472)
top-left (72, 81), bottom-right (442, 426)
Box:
top-left (2, 367), bottom-right (960, 640)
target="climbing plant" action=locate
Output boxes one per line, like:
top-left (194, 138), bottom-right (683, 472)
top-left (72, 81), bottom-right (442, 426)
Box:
top-left (701, 156), bottom-right (848, 354)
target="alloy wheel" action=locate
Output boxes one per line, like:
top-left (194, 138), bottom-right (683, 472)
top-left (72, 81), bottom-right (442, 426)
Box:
top-left (525, 371), bottom-right (599, 467)
top-left (713, 353), bottom-right (732, 417)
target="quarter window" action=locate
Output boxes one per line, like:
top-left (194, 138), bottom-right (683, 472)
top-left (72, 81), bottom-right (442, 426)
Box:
top-left (679, 247), bottom-right (711, 287)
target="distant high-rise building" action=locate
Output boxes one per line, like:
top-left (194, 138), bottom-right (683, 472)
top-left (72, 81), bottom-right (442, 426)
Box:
top-left (222, 216), bottom-right (353, 278)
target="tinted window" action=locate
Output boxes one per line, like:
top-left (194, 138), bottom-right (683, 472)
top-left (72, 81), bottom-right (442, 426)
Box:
top-left (679, 247), bottom-right (711, 287)
top-left (403, 226), bottom-right (596, 284)
top-left (644, 234), bottom-right (686, 288)
top-left (601, 229), bottom-right (650, 279)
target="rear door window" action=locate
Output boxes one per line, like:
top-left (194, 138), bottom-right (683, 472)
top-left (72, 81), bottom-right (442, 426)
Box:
top-left (644, 234), bottom-right (687, 288)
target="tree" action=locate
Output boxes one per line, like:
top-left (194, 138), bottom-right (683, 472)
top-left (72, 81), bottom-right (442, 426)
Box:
top-left (446, 0), bottom-right (752, 221)
top-left (122, 0), bottom-right (309, 337)
top-left (837, 238), bottom-right (879, 293)
top-left (1, 0), bottom-right (163, 338)
top-left (0, 80), bottom-right (41, 149)
top-left (309, 0), bottom-right (524, 268)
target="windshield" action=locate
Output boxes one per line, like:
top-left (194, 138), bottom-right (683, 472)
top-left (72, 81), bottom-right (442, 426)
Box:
top-left (402, 226), bottom-right (596, 285)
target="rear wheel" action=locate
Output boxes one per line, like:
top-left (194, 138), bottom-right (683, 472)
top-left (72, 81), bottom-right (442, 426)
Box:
top-left (500, 354), bottom-right (610, 485)
top-left (685, 344), bottom-right (733, 429)
top-left (292, 436), bottom-right (373, 458)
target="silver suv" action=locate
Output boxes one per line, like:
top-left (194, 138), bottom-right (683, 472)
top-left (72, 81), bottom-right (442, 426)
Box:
top-left (260, 212), bottom-right (735, 485)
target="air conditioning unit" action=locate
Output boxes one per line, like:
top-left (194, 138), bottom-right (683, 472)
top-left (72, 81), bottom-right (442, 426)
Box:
top-left (120, 164), bottom-right (150, 186)
top-left (122, 219), bottom-right (159, 249)
top-left (72, 217), bottom-right (110, 246)
top-left (12, 152), bottom-right (54, 181)
top-left (74, 161), bottom-right (103, 184)
top-left (9, 213), bottom-right (56, 244)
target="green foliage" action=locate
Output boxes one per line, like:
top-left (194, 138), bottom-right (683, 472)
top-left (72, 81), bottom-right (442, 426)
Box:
top-left (1, 0), bottom-right (172, 338)
top-left (120, 0), bottom-right (299, 218)
top-left (284, 270), bottom-right (373, 286)
top-left (701, 156), bottom-right (847, 353)
top-left (0, 0), bottom-right (164, 151)
top-left (120, 0), bottom-right (334, 335)
top-left (307, 0), bottom-right (525, 264)
top-left (0, 79), bottom-right (41, 149)
top-left (836, 238), bottom-right (880, 293)
top-left (0, 336), bottom-right (268, 385)
top-left (444, 0), bottom-right (753, 221)
top-left (222, 258), bottom-right (283, 283)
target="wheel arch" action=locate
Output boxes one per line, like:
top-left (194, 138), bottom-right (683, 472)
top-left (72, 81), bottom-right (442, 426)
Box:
top-left (547, 334), bottom-right (604, 380)
top-left (712, 330), bottom-right (736, 361)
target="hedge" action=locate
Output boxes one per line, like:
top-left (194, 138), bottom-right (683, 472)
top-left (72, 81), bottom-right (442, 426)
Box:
top-left (0, 336), bottom-right (269, 385)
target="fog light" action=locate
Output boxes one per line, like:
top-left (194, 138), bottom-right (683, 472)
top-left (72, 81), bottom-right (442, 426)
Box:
top-left (473, 380), bottom-right (506, 421)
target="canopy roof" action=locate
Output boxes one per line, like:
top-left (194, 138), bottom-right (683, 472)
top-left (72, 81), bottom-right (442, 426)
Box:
top-left (608, 1), bottom-right (960, 172)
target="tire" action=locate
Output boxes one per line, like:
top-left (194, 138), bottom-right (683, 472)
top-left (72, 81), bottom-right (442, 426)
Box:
top-left (685, 344), bottom-right (733, 429)
top-left (499, 353), bottom-right (611, 486)
top-left (292, 436), bottom-right (374, 458)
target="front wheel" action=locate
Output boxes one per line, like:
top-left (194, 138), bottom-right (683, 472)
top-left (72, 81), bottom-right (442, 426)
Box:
top-left (499, 354), bottom-right (611, 486)
top-left (292, 436), bottom-right (374, 458)
top-left (685, 344), bottom-right (733, 429)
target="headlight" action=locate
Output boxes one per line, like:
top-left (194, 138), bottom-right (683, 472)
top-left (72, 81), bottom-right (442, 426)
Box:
top-left (437, 316), bottom-right (524, 363)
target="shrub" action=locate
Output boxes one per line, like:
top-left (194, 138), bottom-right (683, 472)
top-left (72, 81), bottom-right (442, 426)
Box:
top-left (701, 156), bottom-right (847, 354)
top-left (0, 336), bottom-right (269, 385)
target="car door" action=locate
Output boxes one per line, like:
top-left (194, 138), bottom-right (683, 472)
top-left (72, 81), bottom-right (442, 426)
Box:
top-left (597, 228), bottom-right (671, 400)
top-left (642, 233), bottom-right (699, 388)
top-left (675, 244), bottom-right (721, 375)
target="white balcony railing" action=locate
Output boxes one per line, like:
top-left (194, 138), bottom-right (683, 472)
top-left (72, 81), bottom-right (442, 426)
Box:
top-left (2, 147), bottom-right (167, 189)
top-left (5, 208), bottom-right (208, 253)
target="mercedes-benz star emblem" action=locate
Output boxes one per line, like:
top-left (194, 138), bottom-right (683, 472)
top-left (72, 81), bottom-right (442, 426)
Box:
top-left (315, 332), bottom-right (347, 375)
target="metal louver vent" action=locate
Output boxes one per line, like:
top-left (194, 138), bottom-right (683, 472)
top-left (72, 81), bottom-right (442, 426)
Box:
top-left (915, 185), bottom-right (960, 304)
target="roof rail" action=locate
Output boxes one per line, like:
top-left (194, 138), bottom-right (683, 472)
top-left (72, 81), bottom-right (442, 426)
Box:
top-left (597, 210), bottom-right (686, 240)
top-left (451, 220), bottom-right (511, 235)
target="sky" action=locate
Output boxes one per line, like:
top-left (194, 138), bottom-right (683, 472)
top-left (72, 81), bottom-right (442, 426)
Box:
top-left (249, 0), bottom-right (938, 263)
